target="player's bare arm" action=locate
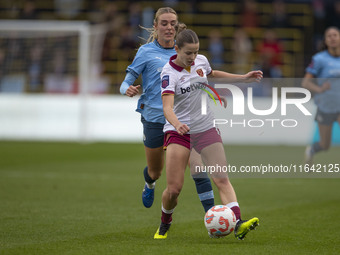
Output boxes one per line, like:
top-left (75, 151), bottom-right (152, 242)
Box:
top-left (302, 73), bottom-right (331, 93)
top-left (208, 70), bottom-right (263, 83)
top-left (162, 94), bottom-right (190, 135)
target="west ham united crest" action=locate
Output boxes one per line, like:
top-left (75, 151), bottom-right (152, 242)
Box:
top-left (196, 69), bottom-right (204, 77)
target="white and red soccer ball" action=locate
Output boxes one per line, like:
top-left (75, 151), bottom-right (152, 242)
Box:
top-left (204, 205), bottom-right (237, 237)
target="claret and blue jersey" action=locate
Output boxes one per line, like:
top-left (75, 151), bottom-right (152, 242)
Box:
top-left (126, 40), bottom-right (176, 124)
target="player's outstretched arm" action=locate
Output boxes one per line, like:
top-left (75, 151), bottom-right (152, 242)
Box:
top-left (209, 70), bottom-right (263, 83)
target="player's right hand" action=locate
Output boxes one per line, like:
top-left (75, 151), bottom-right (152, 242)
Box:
top-left (176, 123), bottom-right (190, 135)
top-left (320, 82), bottom-right (331, 93)
top-left (126, 85), bottom-right (140, 97)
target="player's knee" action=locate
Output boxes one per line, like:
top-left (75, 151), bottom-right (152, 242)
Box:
top-left (148, 168), bottom-right (162, 180)
top-left (167, 186), bottom-right (182, 200)
top-left (212, 177), bottom-right (230, 188)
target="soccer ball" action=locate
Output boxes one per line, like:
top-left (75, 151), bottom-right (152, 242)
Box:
top-left (204, 205), bottom-right (237, 237)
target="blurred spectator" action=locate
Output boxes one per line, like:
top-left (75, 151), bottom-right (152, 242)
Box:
top-left (0, 48), bottom-right (5, 87)
top-left (313, 0), bottom-right (326, 33)
top-left (19, 0), bottom-right (38, 20)
top-left (104, 2), bottom-right (125, 30)
top-left (53, 48), bottom-right (67, 75)
top-left (312, 0), bottom-right (327, 52)
top-left (128, 2), bottom-right (142, 41)
top-left (44, 37), bottom-right (76, 93)
top-left (5, 34), bottom-right (24, 73)
top-left (119, 23), bottom-right (138, 61)
top-left (207, 29), bottom-right (224, 69)
top-left (0, 36), bottom-right (26, 93)
top-left (255, 29), bottom-right (283, 79)
top-left (87, 0), bottom-right (107, 24)
top-left (88, 63), bottom-right (110, 94)
top-left (27, 41), bottom-right (45, 92)
top-left (239, 0), bottom-right (260, 30)
top-left (329, 1), bottom-right (340, 28)
top-left (163, 0), bottom-right (179, 8)
top-left (100, 2), bottom-right (126, 61)
top-left (54, 0), bottom-right (83, 19)
top-left (231, 28), bottom-right (253, 74)
top-left (268, 0), bottom-right (291, 28)
top-left (141, 7), bottom-right (154, 42)
top-left (186, 0), bottom-right (199, 14)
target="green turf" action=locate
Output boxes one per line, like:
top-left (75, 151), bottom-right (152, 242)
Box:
top-left (0, 142), bottom-right (339, 255)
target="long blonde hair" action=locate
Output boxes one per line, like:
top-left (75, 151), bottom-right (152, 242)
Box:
top-left (141, 7), bottom-right (186, 44)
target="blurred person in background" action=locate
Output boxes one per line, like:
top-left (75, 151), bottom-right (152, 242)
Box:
top-left (128, 2), bottom-right (142, 40)
top-left (119, 23), bottom-right (138, 62)
top-left (54, 0), bottom-right (83, 19)
top-left (207, 29), bottom-right (224, 69)
top-left (87, 0), bottom-right (107, 24)
top-left (0, 49), bottom-right (5, 90)
top-left (231, 28), bottom-right (253, 74)
top-left (268, 0), bottom-right (291, 29)
top-left (329, 1), bottom-right (340, 29)
top-left (19, 0), bottom-right (38, 20)
top-left (119, 7), bottom-right (215, 213)
top-left (239, 0), bottom-right (260, 31)
top-left (0, 34), bottom-right (26, 93)
top-left (253, 29), bottom-right (283, 96)
top-left (98, 1), bottom-right (126, 75)
top-left (312, 0), bottom-right (327, 52)
top-left (27, 40), bottom-right (45, 92)
top-left (303, 27), bottom-right (340, 165)
top-left (255, 29), bottom-right (283, 79)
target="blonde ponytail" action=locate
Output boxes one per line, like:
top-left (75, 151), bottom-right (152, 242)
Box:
top-left (175, 22), bottom-right (187, 39)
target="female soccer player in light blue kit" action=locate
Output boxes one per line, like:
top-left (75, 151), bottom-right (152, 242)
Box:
top-left (120, 7), bottom-right (215, 212)
top-left (303, 26), bottom-right (340, 164)
top-left (154, 28), bottom-right (262, 240)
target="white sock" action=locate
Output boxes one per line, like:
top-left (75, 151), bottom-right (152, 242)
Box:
top-left (226, 201), bottom-right (239, 209)
top-left (162, 204), bottom-right (175, 214)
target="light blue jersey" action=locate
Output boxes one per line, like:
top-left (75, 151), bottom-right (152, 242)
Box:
top-left (126, 40), bottom-right (176, 123)
top-left (306, 50), bottom-right (340, 113)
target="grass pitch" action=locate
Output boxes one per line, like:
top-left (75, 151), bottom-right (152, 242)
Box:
top-left (0, 141), bottom-right (339, 255)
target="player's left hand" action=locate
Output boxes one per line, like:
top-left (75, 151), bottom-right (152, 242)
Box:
top-left (221, 96), bottom-right (227, 108)
top-left (244, 70), bottom-right (263, 83)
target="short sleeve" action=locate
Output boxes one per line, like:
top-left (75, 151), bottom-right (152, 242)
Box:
top-left (206, 62), bottom-right (212, 76)
top-left (201, 55), bottom-right (212, 76)
top-left (305, 55), bottom-right (320, 77)
top-left (126, 46), bottom-right (147, 79)
top-left (161, 67), bottom-right (177, 96)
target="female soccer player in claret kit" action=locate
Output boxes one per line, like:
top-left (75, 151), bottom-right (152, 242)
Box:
top-left (303, 26), bottom-right (340, 164)
top-left (120, 7), bottom-right (215, 213)
top-left (154, 28), bottom-right (263, 239)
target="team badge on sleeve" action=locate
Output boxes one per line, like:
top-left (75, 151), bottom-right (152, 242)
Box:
top-left (162, 75), bottom-right (170, 88)
top-left (196, 69), bottom-right (204, 77)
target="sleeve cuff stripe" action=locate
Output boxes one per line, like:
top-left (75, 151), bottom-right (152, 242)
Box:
top-left (162, 90), bottom-right (175, 95)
